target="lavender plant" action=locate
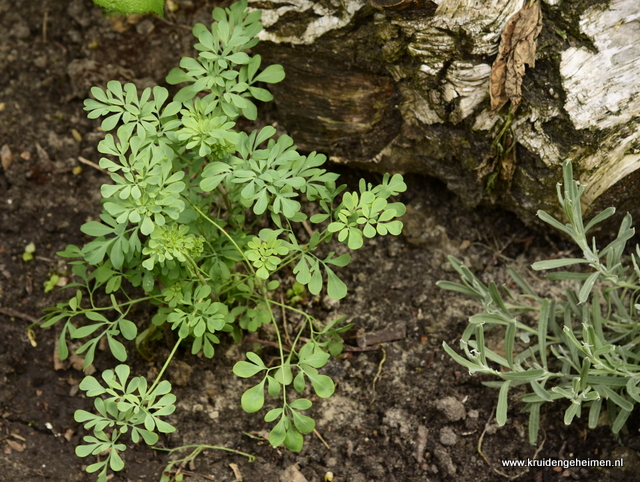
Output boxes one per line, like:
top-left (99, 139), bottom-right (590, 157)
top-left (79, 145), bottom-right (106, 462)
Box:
top-left (440, 160), bottom-right (640, 444)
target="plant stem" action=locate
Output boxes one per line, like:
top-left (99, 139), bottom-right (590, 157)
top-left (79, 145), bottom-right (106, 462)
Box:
top-left (149, 337), bottom-right (184, 393)
top-left (286, 317), bottom-right (308, 364)
top-left (263, 298), bottom-right (313, 322)
top-left (190, 202), bottom-right (255, 275)
top-left (264, 293), bottom-right (287, 405)
top-left (154, 443), bottom-right (256, 462)
top-left (185, 253), bottom-right (209, 287)
top-left (88, 296), bottom-right (155, 311)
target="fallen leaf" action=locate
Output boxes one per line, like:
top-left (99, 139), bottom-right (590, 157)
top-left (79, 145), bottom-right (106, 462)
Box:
top-left (35, 143), bottom-right (51, 165)
top-left (229, 462), bottom-right (243, 482)
top-left (54, 345), bottom-right (95, 374)
top-left (490, 0), bottom-right (542, 112)
top-left (280, 464), bottom-right (308, 482)
top-left (109, 16), bottom-right (130, 33)
top-left (6, 440), bottom-right (25, 452)
top-left (1, 144), bottom-right (13, 171)
top-left (70, 129), bottom-right (82, 143)
top-left (166, 0), bottom-right (179, 12)
top-left (27, 328), bottom-right (38, 348)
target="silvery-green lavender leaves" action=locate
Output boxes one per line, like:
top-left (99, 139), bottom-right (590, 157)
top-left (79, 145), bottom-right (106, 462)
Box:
top-left (439, 160), bottom-right (640, 444)
top-left (39, 1), bottom-right (407, 477)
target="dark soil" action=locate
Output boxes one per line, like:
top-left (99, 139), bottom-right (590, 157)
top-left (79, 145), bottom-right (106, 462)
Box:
top-left (2, 1), bottom-right (640, 481)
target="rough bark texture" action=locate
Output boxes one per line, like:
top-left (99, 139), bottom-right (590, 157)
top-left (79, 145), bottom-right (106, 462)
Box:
top-left (248, 0), bottom-right (640, 229)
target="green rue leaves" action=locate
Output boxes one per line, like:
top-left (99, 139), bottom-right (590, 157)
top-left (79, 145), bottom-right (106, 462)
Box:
top-left (41, 2), bottom-right (407, 479)
top-left (74, 365), bottom-right (176, 479)
top-left (233, 342), bottom-right (334, 450)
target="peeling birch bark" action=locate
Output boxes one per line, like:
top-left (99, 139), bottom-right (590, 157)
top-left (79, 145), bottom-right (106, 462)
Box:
top-left (559, 0), bottom-right (640, 214)
top-left (249, 0), bottom-right (640, 227)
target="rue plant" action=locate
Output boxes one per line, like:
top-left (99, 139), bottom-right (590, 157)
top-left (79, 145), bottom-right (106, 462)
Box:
top-left (439, 160), bottom-right (640, 444)
top-left (38, 2), bottom-right (406, 480)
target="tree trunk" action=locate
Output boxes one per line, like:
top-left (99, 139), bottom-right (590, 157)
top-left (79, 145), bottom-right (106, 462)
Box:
top-left (249, 0), bottom-right (640, 228)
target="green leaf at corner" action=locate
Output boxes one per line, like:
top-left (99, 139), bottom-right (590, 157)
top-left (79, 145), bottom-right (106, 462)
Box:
top-left (496, 380), bottom-right (511, 426)
top-left (531, 258), bottom-right (587, 271)
top-left (109, 448), bottom-right (125, 471)
top-left (241, 379), bottom-right (265, 413)
top-left (92, 0), bottom-right (164, 16)
top-left (268, 416), bottom-right (287, 447)
top-left (118, 319), bottom-right (137, 340)
top-left (325, 266), bottom-right (347, 300)
top-left (254, 64), bottom-right (285, 84)
top-left (302, 370), bottom-right (334, 398)
top-left (233, 360), bottom-right (266, 378)
top-left (81, 221), bottom-right (115, 237)
top-left (79, 376), bottom-right (106, 396)
top-left (283, 425), bottom-right (304, 452)
top-left (58, 331), bottom-right (70, 360)
top-left (291, 410), bottom-right (315, 434)
top-left (75, 442), bottom-right (99, 458)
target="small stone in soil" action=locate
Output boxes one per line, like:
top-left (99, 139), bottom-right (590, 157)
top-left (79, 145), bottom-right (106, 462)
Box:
top-left (435, 396), bottom-right (466, 422)
top-left (322, 295), bottom-right (340, 310)
top-left (439, 426), bottom-right (457, 446)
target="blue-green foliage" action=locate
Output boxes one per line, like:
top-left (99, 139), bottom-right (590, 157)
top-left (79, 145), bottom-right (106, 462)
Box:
top-left (440, 160), bottom-right (640, 445)
top-left (74, 365), bottom-right (176, 482)
top-left (40, 1), bottom-right (406, 479)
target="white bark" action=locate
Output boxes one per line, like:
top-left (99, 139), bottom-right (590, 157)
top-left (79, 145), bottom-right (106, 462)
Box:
top-left (250, 0), bottom-right (640, 223)
top-left (256, 0), bottom-right (367, 45)
top-left (558, 0), bottom-right (640, 207)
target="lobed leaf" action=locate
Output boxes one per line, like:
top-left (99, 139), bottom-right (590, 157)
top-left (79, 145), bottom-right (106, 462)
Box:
top-left (241, 379), bottom-right (266, 413)
top-left (301, 369), bottom-right (334, 398)
top-left (233, 360), bottom-right (266, 378)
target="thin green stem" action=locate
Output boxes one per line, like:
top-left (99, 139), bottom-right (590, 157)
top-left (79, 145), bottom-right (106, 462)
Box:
top-left (185, 253), bottom-right (209, 287)
top-left (492, 112), bottom-right (513, 155)
top-left (154, 443), bottom-right (256, 463)
top-left (190, 202), bottom-right (255, 275)
top-left (286, 317), bottom-right (309, 364)
top-left (275, 229), bottom-right (333, 273)
top-left (87, 296), bottom-right (155, 311)
top-left (215, 272), bottom-right (253, 297)
top-left (263, 292), bottom-right (287, 405)
top-left (149, 337), bottom-right (184, 394)
top-left (263, 298), bottom-right (313, 322)
top-left (260, 297), bottom-right (317, 362)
